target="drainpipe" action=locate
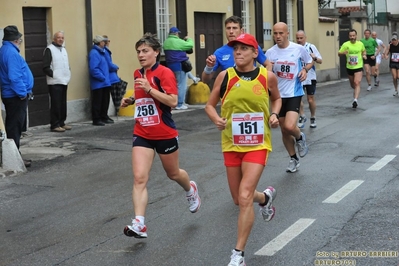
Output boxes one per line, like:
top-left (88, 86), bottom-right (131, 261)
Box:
top-left (85, 0), bottom-right (93, 54)
top-left (0, 130), bottom-right (4, 167)
top-left (273, 0), bottom-right (277, 25)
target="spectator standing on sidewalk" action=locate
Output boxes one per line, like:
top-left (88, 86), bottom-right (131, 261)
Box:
top-left (265, 22), bottom-right (311, 173)
top-left (338, 29), bottom-right (366, 108)
top-left (102, 34), bottom-right (120, 124)
top-left (121, 33), bottom-right (201, 239)
top-left (163, 27), bottom-right (194, 110)
top-left (205, 33), bottom-right (281, 266)
top-left (43, 31), bottom-right (72, 132)
top-left (360, 29), bottom-right (380, 91)
top-left (0, 25), bottom-right (33, 167)
top-left (384, 34), bottom-right (399, 96)
top-left (371, 31), bottom-right (386, 87)
top-left (296, 30), bottom-right (322, 129)
top-left (88, 35), bottom-right (111, 126)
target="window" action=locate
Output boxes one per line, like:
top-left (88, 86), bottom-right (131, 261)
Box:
top-left (286, 0), bottom-right (294, 41)
top-left (156, 0), bottom-right (170, 50)
top-left (241, 0), bottom-right (251, 33)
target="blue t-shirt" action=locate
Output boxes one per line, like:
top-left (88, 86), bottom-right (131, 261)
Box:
top-left (213, 44), bottom-right (267, 71)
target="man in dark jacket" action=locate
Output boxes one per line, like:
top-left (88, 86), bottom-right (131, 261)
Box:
top-left (0, 25), bottom-right (34, 167)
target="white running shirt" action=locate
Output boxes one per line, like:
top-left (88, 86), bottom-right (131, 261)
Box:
top-left (303, 42), bottom-right (322, 84)
top-left (265, 42), bottom-right (313, 98)
top-left (375, 38), bottom-right (384, 64)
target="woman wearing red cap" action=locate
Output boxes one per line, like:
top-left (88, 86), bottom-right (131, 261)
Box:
top-left (205, 33), bottom-right (281, 266)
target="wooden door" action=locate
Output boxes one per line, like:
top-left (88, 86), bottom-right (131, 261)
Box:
top-left (23, 7), bottom-right (49, 127)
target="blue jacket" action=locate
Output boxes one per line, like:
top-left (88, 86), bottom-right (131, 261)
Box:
top-left (163, 34), bottom-right (193, 72)
top-left (104, 46), bottom-right (120, 84)
top-left (0, 41), bottom-right (34, 98)
top-left (88, 45), bottom-right (111, 90)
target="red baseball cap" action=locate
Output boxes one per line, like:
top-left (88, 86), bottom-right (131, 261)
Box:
top-left (228, 33), bottom-right (258, 49)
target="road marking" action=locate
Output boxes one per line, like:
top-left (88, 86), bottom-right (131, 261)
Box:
top-left (322, 180), bottom-right (364, 204)
top-left (367, 155), bottom-right (396, 171)
top-left (254, 218), bottom-right (315, 256)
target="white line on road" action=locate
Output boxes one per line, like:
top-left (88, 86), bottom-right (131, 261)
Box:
top-left (367, 155), bottom-right (396, 171)
top-left (254, 218), bottom-right (315, 256)
top-left (322, 180), bottom-right (364, 204)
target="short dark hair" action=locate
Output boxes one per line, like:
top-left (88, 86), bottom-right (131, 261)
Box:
top-left (349, 29), bottom-right (357, 35)
top-left (135, 33), bottom-right (161, 61)
top-left (364, 29), bottom-right (371, 34)
top-left (225, 16), bottom-right (243, 28)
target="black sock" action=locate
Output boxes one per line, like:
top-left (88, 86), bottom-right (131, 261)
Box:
top-left (291, 154), bottom-right (299, 161)
top-left (234, 249), bottom-right (244, 256)
top-left (259, 192), bottom-right (269, 206)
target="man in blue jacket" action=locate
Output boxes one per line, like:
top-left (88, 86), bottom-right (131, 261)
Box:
top-left (0, 25), bottom-right (34, 167)
top-left (88, 35), bottom-right (111, 126)
top-left (163, 27), bottom-right (193, 110)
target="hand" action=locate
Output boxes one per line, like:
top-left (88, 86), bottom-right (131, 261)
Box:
top-left (298, 69), bottom-right (307, 82)
top-left (215, 117), bottom-right (227, 131)
top-left (120, 98), bottom-right (131, 107)
top-left (269, 115), bottom-right (279, 128)
top-left (206, 55), bottom-right (216, 68)
top-left (135, 77), bottom-right (150, 93)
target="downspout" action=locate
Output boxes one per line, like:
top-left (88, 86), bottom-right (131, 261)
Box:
top-left (273, 0), bottom-right (277, 25)
top-left (85, 0), bottom-right (93, 54)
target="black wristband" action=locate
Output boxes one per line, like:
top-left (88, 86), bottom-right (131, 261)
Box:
top-left (271, 112), bottom-right (279, 119)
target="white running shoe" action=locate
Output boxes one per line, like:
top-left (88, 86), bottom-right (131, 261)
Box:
top-left (296, 132), bottom-right (308, 157)
top-left (175, 105), bottom-right (188, 110)
top-left (367, 85), bottom-right (372, 91)
top-left (193, 77), bottom-right (200, 84)
top-left (259, 186), bottom-right (276, 222)
top-left (394, 91), bottom-right (398, 97)
top-left (310, 117), bottom-right (317, 128)
top-left (286, 158), bottom-right (300, 173)
top-left (228, 250), bottom-right (246, 266)
top-left (124, 218), bottom-right (148, 238)
top-left (186, 181), bottom-right (201, 213)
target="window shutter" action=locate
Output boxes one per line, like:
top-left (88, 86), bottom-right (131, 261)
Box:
top-left (232, 0), bottom-right (241, 18)
top-left (143, 0), bottom-right (157, 35)
top-left (176, 0), bottom-right (188, 37)
top-left (279, 0), bottom-right (287, 23)
top-left (254, 0), bottom-right (264, 48)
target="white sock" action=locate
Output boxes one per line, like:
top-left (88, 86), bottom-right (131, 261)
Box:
top-left (135, 216), bottom-right (145, 225)
top-left (186, 185), bottom-right (194, 196)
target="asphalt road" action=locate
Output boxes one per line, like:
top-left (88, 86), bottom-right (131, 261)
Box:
top-left (1, 73), bottom-right (399, 266)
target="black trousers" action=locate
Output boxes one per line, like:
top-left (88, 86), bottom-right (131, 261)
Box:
top-left (91, 86), bottom-right (111, 122)
top-left (49, 84), bottom-right (68, 129)
top-left (2, 96), bottom-right (28, 149)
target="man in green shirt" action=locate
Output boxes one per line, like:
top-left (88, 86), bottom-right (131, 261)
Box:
top-left (338, 29), bottom-right (366, 109)
top-left (360, 29), bottom-right (380, 91)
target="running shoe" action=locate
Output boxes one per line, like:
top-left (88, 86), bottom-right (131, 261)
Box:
top-left (296, 132), bottom-right (308, 157)
top-left (175, 105), bottom-right (188, 110)
top-left (193, 77), bottom-right (200, 84)
top-left (374, 79), bottom-right (380, 87)
top-left (228, 250), bottom-right (246, 266)
top-left (310, 117), bottom-right (317, 128)
top-left (367, 85), bottom-right (372, 91)
top-left (186, 181), bottom-right (201, 213)
top-left (286, 158), bottom-right (300, 173)
top-left (394, 91), bottom-right (398, 97)
top-left (124, 218), bottom-right (148, 238)
top-left (297, 115), bottom-right (307, 129)
top-left (259, 186), bottom-right (276, 222)
top-left (352, 100), bottom-right (358, 109)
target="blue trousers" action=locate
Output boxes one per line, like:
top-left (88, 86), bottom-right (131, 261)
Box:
top-left (173, 70), bottom-right (187, 107)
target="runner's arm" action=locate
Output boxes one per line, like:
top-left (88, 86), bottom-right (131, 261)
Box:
top-left (205, 70), bottom-right (227, 131)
